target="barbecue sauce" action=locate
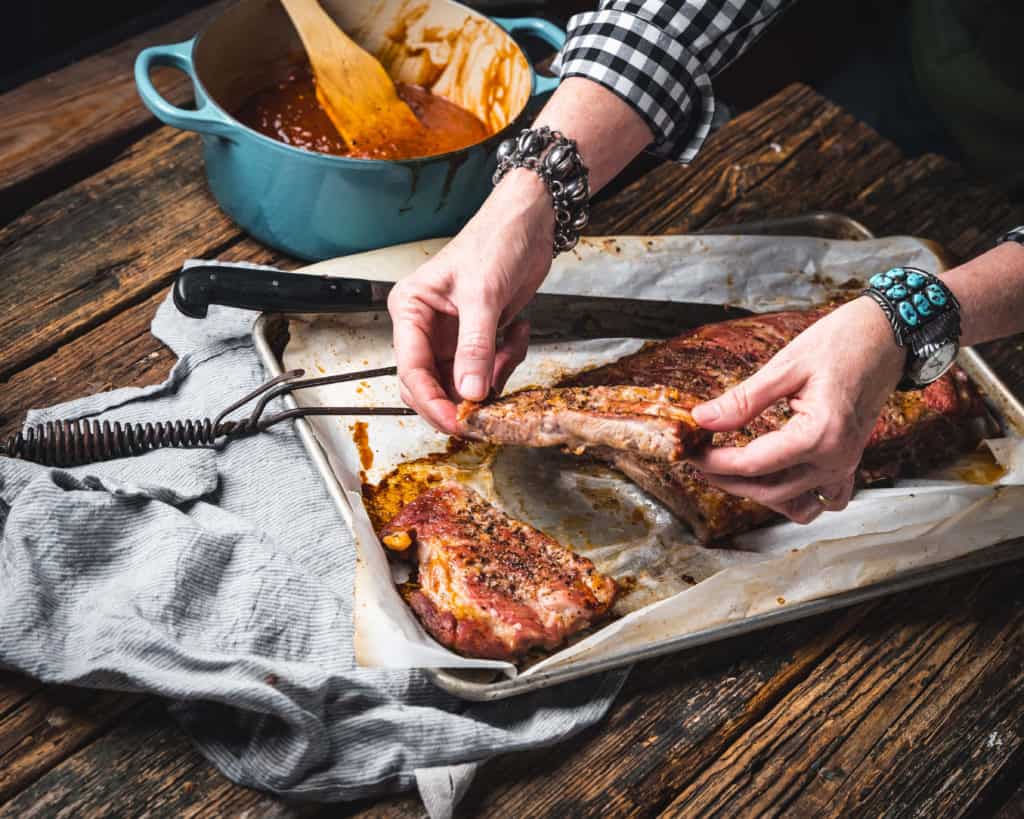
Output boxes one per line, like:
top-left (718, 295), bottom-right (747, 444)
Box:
top-left (234, 64), bottom-right (489, 160)
top-left (350, 420), bottom-right (374, 472)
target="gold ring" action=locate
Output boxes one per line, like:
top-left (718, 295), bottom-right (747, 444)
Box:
top-left (813, 488), bottom-right (833, 506)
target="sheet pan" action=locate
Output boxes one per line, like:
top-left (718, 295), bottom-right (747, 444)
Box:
top-left (251, 213), bottom-right (1024, 700)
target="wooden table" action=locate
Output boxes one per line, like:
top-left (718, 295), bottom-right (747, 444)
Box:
top-left (3, 4), bottom-right (1024, 817)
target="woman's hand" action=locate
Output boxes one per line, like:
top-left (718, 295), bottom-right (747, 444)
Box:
top-left (690, 297), bottom-right (907, 524)
top-left (387, 77), bottom-right (654, 432)
top-left (387, 169), bottom-right (555, 433)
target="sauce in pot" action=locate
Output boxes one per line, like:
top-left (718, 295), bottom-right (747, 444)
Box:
top-left (234, 64), bottom-right (489, 160)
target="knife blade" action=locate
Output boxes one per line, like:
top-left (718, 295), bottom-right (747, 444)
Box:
top-left (518, 293), bottom-right (752, 340)
top-left (173, 264), bottom-right (751, 340)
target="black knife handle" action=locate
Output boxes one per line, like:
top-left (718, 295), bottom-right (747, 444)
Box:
top-left (173, 265), bottom-right (377, 318)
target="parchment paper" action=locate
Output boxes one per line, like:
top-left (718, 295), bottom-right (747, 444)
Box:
top-left (280, 234), bottom-right (1024, 677)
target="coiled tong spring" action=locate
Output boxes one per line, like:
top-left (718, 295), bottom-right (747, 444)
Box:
top-left (0, 367), bottom-right (413, 467)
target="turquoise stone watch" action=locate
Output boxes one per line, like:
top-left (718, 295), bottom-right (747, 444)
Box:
top-left (863, 267), bottom-right (962, 390)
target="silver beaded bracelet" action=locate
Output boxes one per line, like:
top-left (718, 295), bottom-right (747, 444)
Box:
top-left (493, 126), bottom-right (590, 256)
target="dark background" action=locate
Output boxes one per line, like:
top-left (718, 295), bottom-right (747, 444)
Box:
top-left (3, 1), bottom-right (213, 90)
top-left (2, 1), bottom-right (901, 97)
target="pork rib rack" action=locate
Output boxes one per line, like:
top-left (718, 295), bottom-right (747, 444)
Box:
top-left (565, 308), bottom-right (985, 542)
top-left (456, 308), bottom-right (985, 543)
top-left (381, 481), bottom-right (617, 661)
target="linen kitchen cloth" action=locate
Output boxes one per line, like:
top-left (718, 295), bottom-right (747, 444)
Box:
top-left (0, 293), bottom-right (628, 817)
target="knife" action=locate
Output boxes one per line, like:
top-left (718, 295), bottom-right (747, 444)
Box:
top-left (173, 264), bottom-right (752, 340)
top-left (173, 264), bottom-right (391, 318)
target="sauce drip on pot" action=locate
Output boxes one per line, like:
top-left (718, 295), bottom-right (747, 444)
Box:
top-left (235, 65), bottom-right (489, 160)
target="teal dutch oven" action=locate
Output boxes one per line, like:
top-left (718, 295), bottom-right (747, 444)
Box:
top-left (135, 0), bottom-right (563, 260)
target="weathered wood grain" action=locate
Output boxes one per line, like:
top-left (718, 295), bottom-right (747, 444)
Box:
top-left (0, 0), bottom-right (231, 220)
top-left (0, 687), bottom-right (140, 804)
top-left (0, 290), bottom-right (173, 438)
top-left (824, 582), bottom-right (1024, 817)
top-left (442, 608), bottom-right (869, 819)
top-left (0, 128), bottom-right (251, 382)
top-left (590, 86), bottom-right (1024, 268)
top-left (588, 85), bottom-right (877, 235)
top-left (0, 237), bottom-right (286, 437)
top-left (0, 700), bottom-right (301, 819)
top-left (0, 673), bottom-right (41, 723)
top-left (657, 559), bottom-right (1024, 818)
top-left (853, 153), bottom-right (1021, 260)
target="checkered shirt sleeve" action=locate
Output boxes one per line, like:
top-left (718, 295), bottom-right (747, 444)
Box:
top-left (551, 0), bottom-right (795, 162)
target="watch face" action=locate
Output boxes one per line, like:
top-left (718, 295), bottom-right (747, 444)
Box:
top-left (910, 340), bottom-right (958, 385)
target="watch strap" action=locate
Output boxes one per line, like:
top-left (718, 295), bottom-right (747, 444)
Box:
top-left (904, 307), bottom-right (961, 357)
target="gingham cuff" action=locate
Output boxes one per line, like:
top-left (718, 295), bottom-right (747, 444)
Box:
top-left (551, 9), bottom-right (714, 164)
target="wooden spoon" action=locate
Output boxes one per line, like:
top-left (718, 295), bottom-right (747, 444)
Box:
top-left (279, 0), bottom-right (423, 154)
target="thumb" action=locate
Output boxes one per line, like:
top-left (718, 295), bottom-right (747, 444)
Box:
top-left (453, 299), bottom-right (501, 401)
top-left (692, 359), bottom-right (804, 431)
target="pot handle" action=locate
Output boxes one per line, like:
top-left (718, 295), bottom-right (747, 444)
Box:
top-left (492, 17), bottom-right (566, 96)
top-left (135, 40), bottom-right (236, 137)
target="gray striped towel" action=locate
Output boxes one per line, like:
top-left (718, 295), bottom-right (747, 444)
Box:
top-left (0, 293), bottom-right (627, 817)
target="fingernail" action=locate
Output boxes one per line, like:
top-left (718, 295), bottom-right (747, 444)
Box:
top-left (460, 374), bottom-right (486, 400)
top-left (692, 402), bottom-right (719, 424)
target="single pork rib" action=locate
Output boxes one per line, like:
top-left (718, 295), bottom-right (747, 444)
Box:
top-left (381, 481), bottom-right (617, 660)
top-left (457, 384), bottom-right (708, 462)
top-left (562, 308), bottom-right (985, 542)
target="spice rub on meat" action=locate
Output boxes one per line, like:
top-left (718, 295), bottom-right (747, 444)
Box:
top-left (381, 481), bottom-right (617, 661)
top-left (564, 308), bottom-right (986, 543)
top-left (456, 385), bottom-right (708, 462)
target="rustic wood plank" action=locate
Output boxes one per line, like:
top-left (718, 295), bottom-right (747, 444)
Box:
top-left (0, 0), bottom-right (231, 220)
top-left (0, 128), bottom-right (251, 382)
top-left (0, 687), bottom-right (141, 804)
top-left (447, 607), bottom-right (869, 818)
top-left (587, 84), bottom-right (892, 236)
top-left (0, 673), bottom-right (41, 723)
top-left (656, 559), bottom-right (1024, 818)
top-left (0, 290), bottom-right (173, 438)
top-left (591, 86), bottom-right (1024, 271)
top-left (0, 237), bottom-right (285, 437)
top-left (824, 578), bottom-right (1024, 817)
top-left (852, 152), bottom-right (1022, 261)
top-left (0, 700), bottom-right (301, 819)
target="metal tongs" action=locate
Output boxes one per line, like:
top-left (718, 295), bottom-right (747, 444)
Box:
top-left (1, 366), bottom-right (412, 468)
